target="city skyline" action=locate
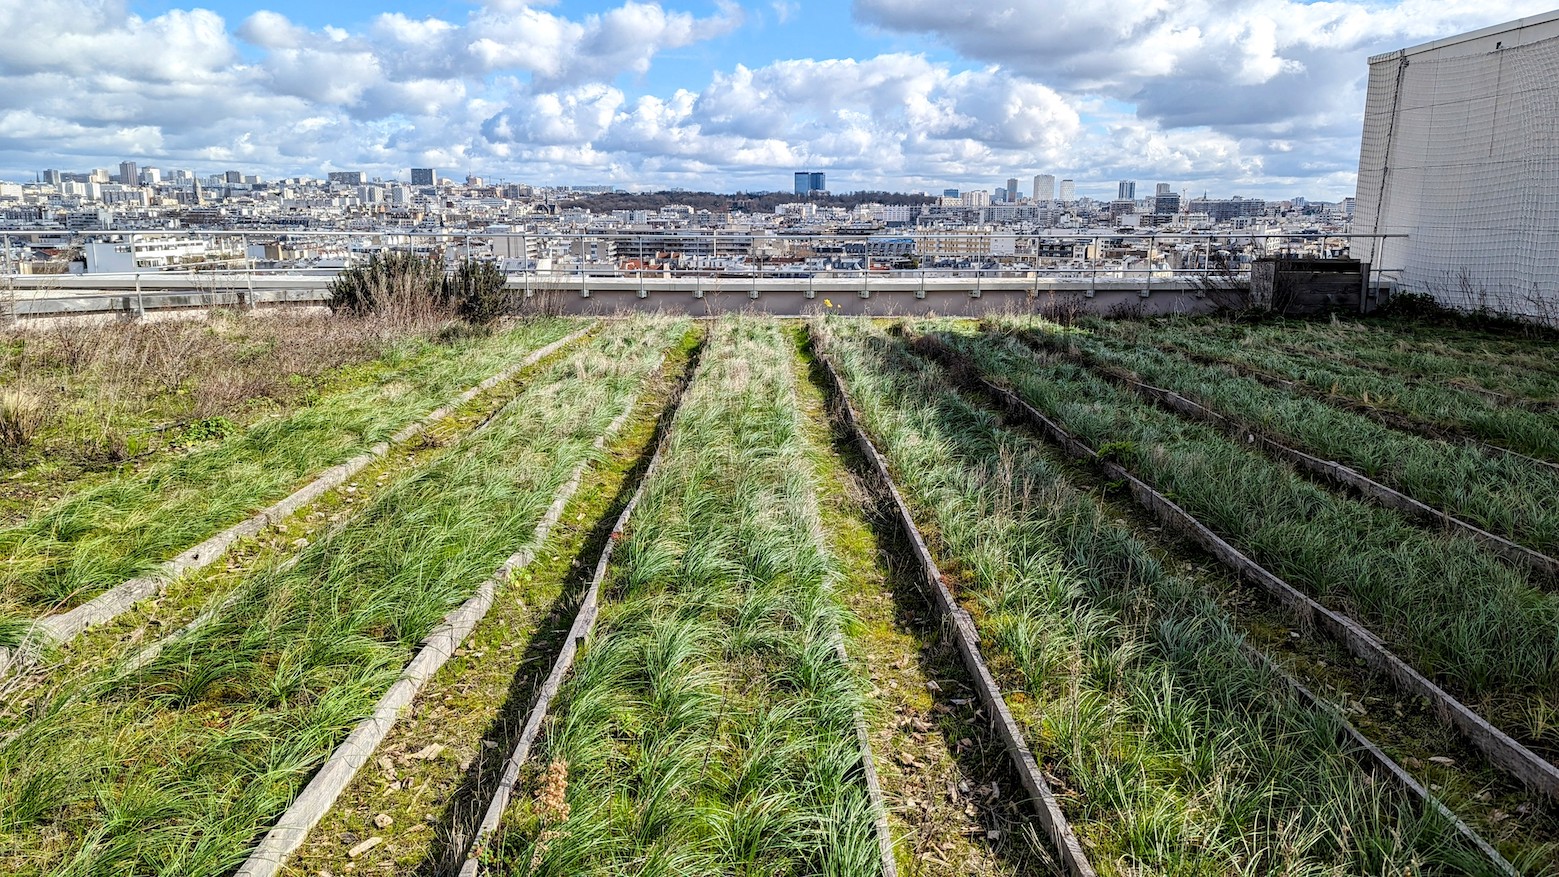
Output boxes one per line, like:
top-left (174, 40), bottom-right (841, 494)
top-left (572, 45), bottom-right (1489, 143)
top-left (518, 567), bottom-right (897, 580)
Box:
top-left (3, 0), bottom-right (1554, 200)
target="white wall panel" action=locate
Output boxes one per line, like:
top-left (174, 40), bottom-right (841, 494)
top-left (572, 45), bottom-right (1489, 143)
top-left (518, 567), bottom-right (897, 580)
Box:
top-left (1356, 13), bottom-right (1559, 320)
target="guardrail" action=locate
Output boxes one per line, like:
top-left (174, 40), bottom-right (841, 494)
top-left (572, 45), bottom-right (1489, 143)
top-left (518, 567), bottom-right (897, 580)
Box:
top-left (0, 229), bottom-right (1404, 320)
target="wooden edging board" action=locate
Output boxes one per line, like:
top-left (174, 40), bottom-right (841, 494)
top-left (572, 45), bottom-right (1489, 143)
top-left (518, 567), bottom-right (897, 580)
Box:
top-left (0, 323), bottom-right (595, 684)
top-left (1023, 333), bottom-right (1559, 580)
top-left (232, 339), bottom-right (652, 877)
top-left (809, 326), bottom-right (1097, 877)
top-left (931, 340), bottom-right (1559, 806)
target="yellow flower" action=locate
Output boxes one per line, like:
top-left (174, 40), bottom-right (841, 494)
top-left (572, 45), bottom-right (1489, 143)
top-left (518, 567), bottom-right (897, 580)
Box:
top-left (823, 298), bottom-right (833, 308)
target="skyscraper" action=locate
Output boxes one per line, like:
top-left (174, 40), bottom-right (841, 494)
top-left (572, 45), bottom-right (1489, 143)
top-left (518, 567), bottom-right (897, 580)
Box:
top-left (225, 170), bottom-right (243, 184)
top-left (1033, 174), bottom-right (1056, 203)
top-left (1117, 180), bottom-right (1136, 200)
top-left (794, 171), bottom-right (826, 195)
top-left (117, 162), bottom-right (137, 185)
top-left (1058, 179), bottom-right (1075, 202)
top-left (411, 168), bottom-right (436, 186)
top-left (1006, 177), bottom-right (1019, 201)
top-left (1155, 182), bottom-right (1172, 196)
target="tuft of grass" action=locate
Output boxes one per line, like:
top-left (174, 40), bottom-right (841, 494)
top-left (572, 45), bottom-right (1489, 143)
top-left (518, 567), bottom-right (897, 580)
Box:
top-left (0, 388), bottom-right (45, 457)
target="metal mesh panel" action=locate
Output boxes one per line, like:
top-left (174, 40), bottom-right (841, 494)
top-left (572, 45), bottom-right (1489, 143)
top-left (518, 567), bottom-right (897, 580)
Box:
top-left (1355, 33), bottom-right (1559, 319)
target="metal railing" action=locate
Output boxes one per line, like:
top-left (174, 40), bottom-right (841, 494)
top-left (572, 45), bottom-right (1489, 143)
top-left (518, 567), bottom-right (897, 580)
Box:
top-left (0, 229), bottom-right (1407, 317)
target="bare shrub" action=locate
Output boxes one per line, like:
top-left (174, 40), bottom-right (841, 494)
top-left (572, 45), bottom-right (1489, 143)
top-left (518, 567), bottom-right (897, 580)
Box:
top-left (194, 367), bottom-right (281, 418)
top-left (38, 324), bottom-right (105, 374)
top-left (1033, 292), bottom-right (1087, 327)
top-left (140, 320), bottom-right (209, 393)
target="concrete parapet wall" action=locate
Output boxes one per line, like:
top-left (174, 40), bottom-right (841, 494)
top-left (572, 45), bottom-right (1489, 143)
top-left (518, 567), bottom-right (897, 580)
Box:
top-left (6, 274), bottom-right (1225, 320)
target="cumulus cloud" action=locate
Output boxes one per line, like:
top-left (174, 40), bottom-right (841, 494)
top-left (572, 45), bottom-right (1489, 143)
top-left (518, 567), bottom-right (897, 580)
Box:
top-left (854, 0), bottom-right (1555, 135)
top-left (1, 0), bottom-right (1546, 197)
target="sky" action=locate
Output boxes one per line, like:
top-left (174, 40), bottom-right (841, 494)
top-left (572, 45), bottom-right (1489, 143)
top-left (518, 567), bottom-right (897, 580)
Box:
top-left (2, 0), bottom-right (1554, 200)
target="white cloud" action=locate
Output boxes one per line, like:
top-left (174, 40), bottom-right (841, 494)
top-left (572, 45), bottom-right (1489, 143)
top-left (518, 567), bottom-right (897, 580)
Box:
top-left (1, 0), bottom-right (1547, 198)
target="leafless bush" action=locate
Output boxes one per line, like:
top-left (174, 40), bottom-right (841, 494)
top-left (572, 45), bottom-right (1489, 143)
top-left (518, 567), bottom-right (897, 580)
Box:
top-left (1417, 268), bottom-right (1559, 336)
top-left (1194, 265), bottom-right (1254, 314)
top-left (38, 324), bottom-right (104, 375)
top-left (1033, 292), bottom-right (1087, 326)
top-left (1106, 299), bottom-right (1148, 320)
top-left (194, 367), bottom-right (281, 418)
top-left (140, 320), bottom-right (208, 393)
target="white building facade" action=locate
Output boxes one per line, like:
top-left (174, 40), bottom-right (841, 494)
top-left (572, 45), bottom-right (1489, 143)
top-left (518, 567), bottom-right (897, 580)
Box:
top-left (1355, 11), bottom-right (1559, 320)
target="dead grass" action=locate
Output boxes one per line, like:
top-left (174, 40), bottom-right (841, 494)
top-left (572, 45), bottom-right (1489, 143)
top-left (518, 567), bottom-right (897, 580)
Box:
top-left (0, 310), bottom-right (443, 469)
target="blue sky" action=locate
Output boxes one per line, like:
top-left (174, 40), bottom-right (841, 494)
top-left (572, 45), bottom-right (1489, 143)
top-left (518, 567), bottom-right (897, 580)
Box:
top-left (3, 0), bottom-right (1553, 198)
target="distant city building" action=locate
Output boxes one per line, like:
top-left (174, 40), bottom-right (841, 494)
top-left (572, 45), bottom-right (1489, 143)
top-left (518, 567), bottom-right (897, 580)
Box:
top-left (1033, 174), bottom-right (1056, 202)
top-left (1188, 196), bottom-right (1265, 222)
top-left (1058, 179), bottom-right (1075, 202)
top-left (118, 161), bottom-right (138, 186)
top-left (1153, 192), bottom-right (1181, 215)
top-left (140, 168), bottom-right (161, 185)
top-left (1117, 180), bottom-right (1136, 200)
top-left (994, 187), bottom-right (1007, 203)
top-left (1155, 182), bottom-right (1172, 196)
top-left (411, 168), bottom-right (437, 186)
top-left (1356, 10), bottom-right (1559, 319)
top-left (794, 171), bottom-right (826, 196)
top-left (1006, 177), bottom-right (1019, 201)
top-left (942, 188), bottom-right (960, 198)
top-left (328, 171), bottom-right (367, 186)
top-left (225, 170), bottom-right (243, 184)
top-left (42, 169), bottom-right (61, 186)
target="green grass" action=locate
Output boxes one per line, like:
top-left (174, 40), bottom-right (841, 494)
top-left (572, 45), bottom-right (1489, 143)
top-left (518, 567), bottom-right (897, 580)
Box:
top-left (1000, 318), bottom-right (1559, 557)
top-left (0, 318), bottom-right (579, 637)
top-left (1224, 316), bottom-right (1559, 391)
top-left (818, 318), bottom-right (1505, 876)
top-left (0, 316), bottom-right (685, 876)
top-left (494, 318), bottom-right (879, 877)
top-left (1101, 317), bottom-right (1559, 461)
top-left (939, 326), bottom-right (1559, 754)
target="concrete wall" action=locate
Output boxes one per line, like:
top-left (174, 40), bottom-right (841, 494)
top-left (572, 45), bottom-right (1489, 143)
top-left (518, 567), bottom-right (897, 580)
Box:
top-left (7, 274), bottom-right (1223, 321)
top-left (1356, 11), bottom-right (1559, 323)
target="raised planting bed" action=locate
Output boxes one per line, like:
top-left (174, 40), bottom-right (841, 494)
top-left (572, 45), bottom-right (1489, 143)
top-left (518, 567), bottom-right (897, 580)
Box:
top-left (815, 319), bottom-right (1513, 874)
top-left (0, 317), bottom-right (682, 876)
